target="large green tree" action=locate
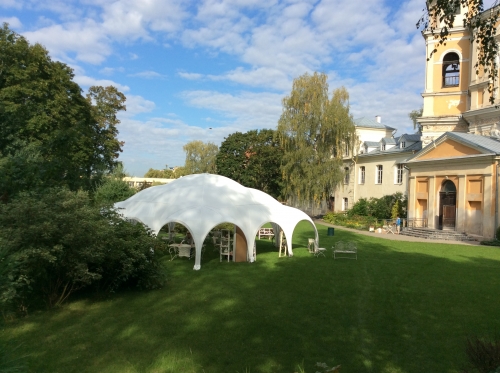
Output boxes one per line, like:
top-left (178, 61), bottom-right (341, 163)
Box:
top-left (418, 0), bottom-right (499, 103)
top-left (277, 72), bottom-right (356, 204)
top-left (0, 24), bottom-right (126, 200)
top-left (216, 129), bottom-right (283, 198)
top-left (183, 140), bottom-right (218, 174)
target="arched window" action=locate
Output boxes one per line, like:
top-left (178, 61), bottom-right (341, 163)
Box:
top-left (443, 52), bottom-right (460, 87)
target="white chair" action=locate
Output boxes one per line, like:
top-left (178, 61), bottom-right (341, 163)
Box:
top-left (313, 241), bottom-right (327, 257)
top-left (307, 238), bottom-right (315, 253)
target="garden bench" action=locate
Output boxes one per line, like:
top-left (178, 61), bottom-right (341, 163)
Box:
top-left (333, 241), bottom-right (357, 260)
top-left (258, 227), bottom-right (274, 240)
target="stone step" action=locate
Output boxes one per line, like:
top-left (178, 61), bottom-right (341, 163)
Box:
top-left (400, 228), bottom-right (477, 242)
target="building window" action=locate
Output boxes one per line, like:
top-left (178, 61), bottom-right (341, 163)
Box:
top-left (344, 143), bottom-right (349, 156)
top-left (396, 164), bottom-right (403, 184)
top-left (344, 167), bottom-right (349, 184)
top-left (400, 141), bottom-right (406, 149)
top-left (381, 143), bottom-right (386, 151)
top-left (443, 52), bottom-right (460, 87)
top-left (343, 197), bottom-right (348, 211)
top-left (359, 166), bottom-right (365, 184)
top-left (376, 165), bottom-right (383, 184)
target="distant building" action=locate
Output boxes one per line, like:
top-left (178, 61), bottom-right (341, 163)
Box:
top-left (333, 116), bottom-right (421, 213)
top-left (123, 177), bottom-right (175, 189)
top-left (334, 3), bottom-right (500, 239)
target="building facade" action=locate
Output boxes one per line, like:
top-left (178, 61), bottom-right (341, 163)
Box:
top-left (334, 3), bottom-right (500, 239)
top-left (333, 117), bottom-right (420, 213)
top-left (405, 3), bottom-right (500, 239)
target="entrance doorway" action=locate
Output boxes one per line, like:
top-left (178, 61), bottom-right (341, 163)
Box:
top-left (439, 180), bottom-right (456, 230)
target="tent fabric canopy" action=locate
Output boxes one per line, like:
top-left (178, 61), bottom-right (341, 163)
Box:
top-left (114, 173), bottom-right (318, 270)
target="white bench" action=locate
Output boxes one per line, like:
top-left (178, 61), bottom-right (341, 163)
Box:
top-left (258, 228), bottom-right (274, 240)
top-left (333, 241), bottom-right (357, 260)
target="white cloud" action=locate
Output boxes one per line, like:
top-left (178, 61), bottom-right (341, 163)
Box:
top-left (23, 20), bottom-right (111, 64)
top-left (122, 95), bottom-right (156, 116)
top-left (74, 75), bottom-right (130, 92)
top-left (0, 16), bottom-right (22, 28)
top-left (99, 66), bottom-right (125, 75)
top-left (181, 90), bottom-right (283, 131)
top-left (0, 0), bottom-right (23, 9)
top-left (178, 72), bottom-right (204, 80)
top-left (128, 70), bottom-right (166, 79)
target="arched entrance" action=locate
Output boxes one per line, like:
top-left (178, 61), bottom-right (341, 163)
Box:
top-left (439, 180), bottom-right (457, 230)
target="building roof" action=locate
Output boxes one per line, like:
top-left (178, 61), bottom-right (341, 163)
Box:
top-left (354, 117), bottom-right (396, 131)
top-left (400, 133), bottom-right (421, 142)
top-left (360, 140), bottom-right (422, 157)
top-left (382, 137), bottom-right (397, 145)
top-left (364, 141), bottom-right (380, 147)
top-left (446, 132), bottom-right (500, 154)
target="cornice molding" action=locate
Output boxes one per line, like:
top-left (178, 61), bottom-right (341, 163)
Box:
top-left (421, 91), bottom-right (467, 97)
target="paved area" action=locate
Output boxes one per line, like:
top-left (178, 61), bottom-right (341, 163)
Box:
top-left (313, 219), bottom-right (482, 246)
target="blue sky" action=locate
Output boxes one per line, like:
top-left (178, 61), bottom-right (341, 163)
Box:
top-left (1, 0), bottom-right (473, 176)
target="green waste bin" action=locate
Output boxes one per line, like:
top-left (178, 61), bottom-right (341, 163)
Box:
top-left (327, 227), bottom-right (334, 236)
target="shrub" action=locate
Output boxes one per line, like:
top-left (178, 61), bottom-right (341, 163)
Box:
top-left (480, 240), bottom-right (500, 246)
top-left (462, 336), bottom-right (500, 373)
top-left (0, 188), bottom-right (166, 314)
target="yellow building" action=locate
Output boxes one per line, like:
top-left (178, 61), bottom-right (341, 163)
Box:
top-left (406, 3), bottom-right (500, 239)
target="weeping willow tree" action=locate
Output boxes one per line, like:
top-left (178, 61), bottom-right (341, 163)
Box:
top-left (277, 72), bottom-right (356, 205)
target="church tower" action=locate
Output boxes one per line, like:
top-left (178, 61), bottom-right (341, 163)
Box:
top-left (420, 2), bottom-right (470, 147)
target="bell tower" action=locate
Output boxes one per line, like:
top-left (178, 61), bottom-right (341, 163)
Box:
top-left (420, 2), bottom-right (470, 147)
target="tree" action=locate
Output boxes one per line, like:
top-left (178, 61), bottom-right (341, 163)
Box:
top-left (183, 140), bottom-right (218, 174)
top-left (0, 24), bottom-right (126, 200)
top-left (86, 85), bottom-right (126, 173)
top-left (409, 107), bottom-right (423, 131)
top-left (276, 72), bottom-right (357, 204)
top-left (0, 188), bottom-right (166, 312)
top-left (144, 167), bottom-right (174, 178)
top-left (94, 165), bottom-right (136, 205)
top-left (216, 129), bottom-right (283, 198)
top-left (418, 1), bottom-right (499, 103)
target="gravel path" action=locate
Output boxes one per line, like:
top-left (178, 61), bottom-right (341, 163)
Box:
top-left (313, 219), bottom-right (482, 246)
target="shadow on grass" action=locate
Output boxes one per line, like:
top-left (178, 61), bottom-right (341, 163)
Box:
top-left (3, 224), bottom-right (500, 373)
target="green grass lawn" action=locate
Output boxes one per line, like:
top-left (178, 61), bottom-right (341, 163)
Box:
top-left (2, 222), bottom-right (500, 373)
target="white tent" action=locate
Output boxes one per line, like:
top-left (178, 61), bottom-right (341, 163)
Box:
top-left (114, 173), bottom-right (318, 270)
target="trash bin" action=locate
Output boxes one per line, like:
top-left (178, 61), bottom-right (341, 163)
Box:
top-left (327, 227), bottom-right (334, 236)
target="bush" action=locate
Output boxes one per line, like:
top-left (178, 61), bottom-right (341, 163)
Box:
top-left (480, 240), bottom-right (500, 246)
top-left (462, 336), bottom-right (500, 373)
top-left (0, 188), bottom-right (166, 314)
top-left (93, 165), bottom-right (136, 205)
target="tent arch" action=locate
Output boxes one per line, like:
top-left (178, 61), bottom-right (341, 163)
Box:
top-left (115, 174), bottom-right (319, 270)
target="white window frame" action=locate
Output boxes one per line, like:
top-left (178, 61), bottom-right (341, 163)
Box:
top-left (400, 141), bottom-right (406, 149)
top-left (395, 164), bottom-right (403, 184)
top-left (342, 197), bottom-right (348, 211)
top-left (359, 166), bottom-right (365, 184)
top-left (376, 165), bottom-right (383, 184)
